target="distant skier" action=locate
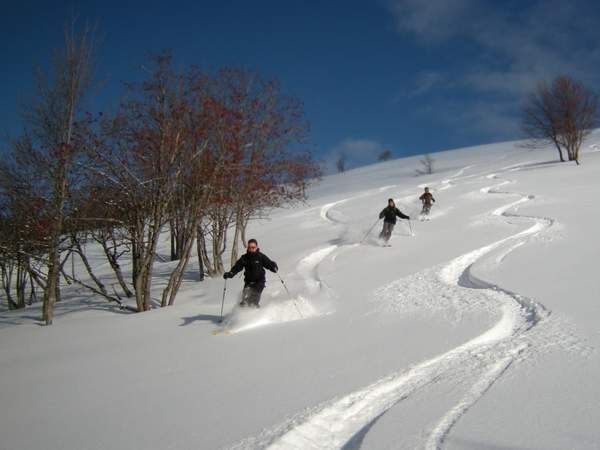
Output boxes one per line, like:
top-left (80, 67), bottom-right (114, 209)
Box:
top-left (419, 187), bottom-right (435, 218)
top-left (378, 199), bottom-right (410, 244)
top-left (223, 239), bottom-right (278, 308)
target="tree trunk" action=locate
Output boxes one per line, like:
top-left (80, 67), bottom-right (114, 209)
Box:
top-left (216, 221), bottom-right (227, 274)
top-left (162, 223), bottom-right (198, 306)
top-left (196, 225), bottom-right (205, 281)
top-left (553, 140), bottom-right (565, 162)
top-left (43, 254), bottom-right (60, 324)
top-left (210, 218), bottom-right (227, 275)
top-left (28, 265), bottom-right (47, 291)
top-left (240, 215), bottom-right (249, 247)
top-left (72, 235), bottom-right (109, 297)
top-left (170, 219), bottom-right (178, 261)
top-left (99, 239), bottom-right (133, 298)
top-left (133, 219), bottom-right (162, 311)
top-left (43, 156), bottom-right (68, 324)
top-left (16, 260), bottom-right (27, 309)
top-left (231, 210), bottom-right (242, 267)
top-left (60, 268), bottom-right (124, 307)
top-left (198, 229), bottom-right (216, 277)
top-left (29, 271), bottom-right (38, 305)
top-left (1, 262), bottom-right (17, 310)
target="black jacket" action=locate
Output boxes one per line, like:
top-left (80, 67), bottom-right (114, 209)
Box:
top-left (379, 206), bottom-right (409, 224)
top-left (229, 251), bottom-right (278, 286)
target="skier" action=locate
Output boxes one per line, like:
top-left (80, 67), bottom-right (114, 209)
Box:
top-left (419, 187), bottom-right (435, 218)
top-left (378, 199), bottom-right (410, 244)
top-left (223, 239), bottom-right (278, 308)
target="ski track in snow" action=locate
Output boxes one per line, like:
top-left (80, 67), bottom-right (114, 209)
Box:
top-left (296, 246), bottom-right (338, 292)
top-left (417, 164), bottom-right (481, 193)
top-left (216, 183), bottom-right (402, 334)
top-left (320, 185), bottom-right (398, 225)
top-left (216, 245), bottom-right (340, 334)
top-left (229, 163), bottom-right (580, 449)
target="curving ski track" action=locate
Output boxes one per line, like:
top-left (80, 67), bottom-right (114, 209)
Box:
top-left (320, 185), bottom-right (398, 225)
top-left (230, 164), bottom-right (560, 449)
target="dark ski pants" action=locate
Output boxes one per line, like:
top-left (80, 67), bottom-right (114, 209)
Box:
top-left (241, 283), bottom-right (264, 306)
top-left (421, 204), bottom-right (432, 215)
top-left (379, 221), bottom-right (395, 242)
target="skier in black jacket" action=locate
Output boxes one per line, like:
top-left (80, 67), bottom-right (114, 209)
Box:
top-left (223, 239), bottom-right (278, 307)
top-left (378, 199), bottom-right (410, 244)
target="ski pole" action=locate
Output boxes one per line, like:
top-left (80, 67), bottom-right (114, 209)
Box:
top-left (219, 279), bottom-right (227, 322)
top-left (360, 218), bottom-right (381, 243)
top-left (277, 273), bottom-right (304, 319)
top-left (408, 219), bottom-right (414, 236)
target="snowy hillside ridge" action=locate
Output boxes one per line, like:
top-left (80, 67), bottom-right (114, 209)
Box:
top-left (1, 135), bottom-right (600, 450)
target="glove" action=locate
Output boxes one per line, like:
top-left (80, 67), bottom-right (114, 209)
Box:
top-left (273, 263), bottom-right (278, 273)
top-left (223, 272), bottom-right (233, 279)
top-left (407, 216), bottom-right (411, 220)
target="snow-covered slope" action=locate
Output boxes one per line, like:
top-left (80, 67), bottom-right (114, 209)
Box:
top-left (1, 136), bottom-right (599, 450)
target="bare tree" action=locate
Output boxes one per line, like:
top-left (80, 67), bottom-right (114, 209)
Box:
top-left (208, 69), bottom-right (318, 266)
top-left (523, 75), bottom-right (598, 165)
top-left (26, 23), bottom-right (94, 325)
top-left (416, 153), bottom-right (435, 175)
top-left (1, 21), bottom-right (96, 324)
top-left (90, 53), bottom-right (195, 311)
top-left (336, 154), bottom-right (346, 173)
top-left (378, 149), bottom-right (392, 162)
top-left (88, 53), bottom-right (232, 309)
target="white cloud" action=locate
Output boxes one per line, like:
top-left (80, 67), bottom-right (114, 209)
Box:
top-left (407, 71), bottom-right (446, 97)
top-left (388, 0), bottom-right (477, 41)
top-left (389, 0), bottom-right (600, 93)
top-left (386, 0), bottom-right (600, 138)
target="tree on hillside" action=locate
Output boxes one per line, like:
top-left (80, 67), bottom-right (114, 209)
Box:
top-left (377, 149), bottom-right (392, 162)
top-left (2, 21), bottom-right (97, 324)
top-left (416, 153), bottom-right (434, 175)
top-left (336, 154), bottom-right (346, 173)
top-left (87, 52), bottom-right (214, 311)
top-left (209, 69), bottom-right (318, 265)
top-left (522, 75), bottom-right (598, 165)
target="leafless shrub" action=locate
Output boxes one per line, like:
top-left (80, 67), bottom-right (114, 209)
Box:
top-left (378, 149), bottom-right (393, 162)
top-left (416, 153), bottom-right (434, 175)
top-left (522, 75), bottom-right (598, 165)
top-left (336, 154), bottom-right (346, 173)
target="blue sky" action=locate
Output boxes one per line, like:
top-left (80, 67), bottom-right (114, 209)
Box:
top-left (2, 0), bottom-right (600, 170)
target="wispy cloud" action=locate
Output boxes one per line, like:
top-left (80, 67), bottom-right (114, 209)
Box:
top-left (388, 0), bottom-right (478, 42)
top-left (386, 0), bottom-right (600, 140)
top-left (407, 71), bottom-right (446, 98)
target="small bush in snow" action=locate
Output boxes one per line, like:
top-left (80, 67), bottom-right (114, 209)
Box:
top-left (522, 75), bottom-right (598, 165)
top-left (378, 149), bottom-right (393, 162)
top-left (416, 153), bottom-right (435, 175)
